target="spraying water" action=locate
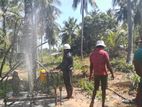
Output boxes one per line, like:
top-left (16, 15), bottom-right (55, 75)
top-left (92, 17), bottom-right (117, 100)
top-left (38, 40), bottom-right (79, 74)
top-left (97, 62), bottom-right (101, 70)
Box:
top-left (21, 29), bottom-right (35, 95)
top-left (21, 0), bottom-right (37, 96)
top-left (24, 51), bottom-right (34, 95)
top-left (22, 22), bottom-right (35, 96)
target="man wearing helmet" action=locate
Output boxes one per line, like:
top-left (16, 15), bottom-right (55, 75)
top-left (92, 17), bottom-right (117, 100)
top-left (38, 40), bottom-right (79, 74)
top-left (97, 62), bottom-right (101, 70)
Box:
top-left (54, 44), bottom-right (73, 99)
top-left (89, 40), bottom-right (114, 107)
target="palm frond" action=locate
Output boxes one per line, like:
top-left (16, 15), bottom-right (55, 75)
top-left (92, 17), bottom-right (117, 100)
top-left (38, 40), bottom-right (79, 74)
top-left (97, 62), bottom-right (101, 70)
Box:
top-left (53, 0), bottom-right (61, 6)
top-left (72, 0), bottom-right (80, 9)
top-left (112, 0), bottom-right (118, 7)
top-left (115, 6), bottom-right (127, 22)
top-left (89, 0), bottom-right (97, 7)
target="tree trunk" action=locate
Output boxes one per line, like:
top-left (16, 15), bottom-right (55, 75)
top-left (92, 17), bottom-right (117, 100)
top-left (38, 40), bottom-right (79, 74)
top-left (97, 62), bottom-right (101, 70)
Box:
top-left (81, 0), bottom-right (84, 60)
top-left (138, 0), bottom-right (142, 38)
top-left (126, 0), bottom-right (134, 64)
top-left (138, 0), bottom-right (142, 25)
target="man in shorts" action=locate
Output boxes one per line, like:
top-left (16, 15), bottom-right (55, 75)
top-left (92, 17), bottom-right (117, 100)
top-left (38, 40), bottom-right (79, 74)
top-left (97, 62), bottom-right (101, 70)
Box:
top-left (89, 40), bottom-right (114, 107)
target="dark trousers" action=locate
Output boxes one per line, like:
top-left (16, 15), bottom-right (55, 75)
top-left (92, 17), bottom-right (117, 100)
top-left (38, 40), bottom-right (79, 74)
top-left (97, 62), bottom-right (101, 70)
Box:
top-left (136, 78), bottom-right (142, 106)
top-left (94, 75), bottom-right (108, 91)
top-left (63, 69), bottom-right (73, 97)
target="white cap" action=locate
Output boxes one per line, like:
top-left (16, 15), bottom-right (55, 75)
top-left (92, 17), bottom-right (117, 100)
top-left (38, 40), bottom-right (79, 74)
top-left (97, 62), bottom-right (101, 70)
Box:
top-left (63, 44), bottom-right (71, 49)
top-left (96, 40), bottom-right (106, 47)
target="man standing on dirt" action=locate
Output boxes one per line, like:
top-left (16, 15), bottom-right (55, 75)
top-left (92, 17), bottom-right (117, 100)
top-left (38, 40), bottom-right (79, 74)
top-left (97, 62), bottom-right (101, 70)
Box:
top-left (54, 44), bottom-right (73, 99)
top-left (133, 40), bottom-right (142, 107)
top-left (89, 40), bottom-right (114, 107)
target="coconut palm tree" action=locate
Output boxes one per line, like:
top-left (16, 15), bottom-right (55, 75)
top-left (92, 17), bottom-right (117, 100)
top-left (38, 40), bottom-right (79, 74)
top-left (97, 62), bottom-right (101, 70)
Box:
top-left (61, 17), bottom-right (79, 45)
top-left (113, 0), bottom-right (134, 64)
top-left (113, 0), bottom-right (142, 63)
top-left (31, 0), bottom-right (61, 61)
top-left (72, 0), bottom-right (96, 59)
top-left (0, 0), bottom-right (23, 76)
top-left (34, 0), bottom-right (61, 46)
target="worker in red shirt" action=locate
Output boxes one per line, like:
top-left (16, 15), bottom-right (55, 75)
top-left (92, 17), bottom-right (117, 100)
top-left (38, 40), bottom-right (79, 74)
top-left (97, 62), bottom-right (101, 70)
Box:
top-left (89, 40), bottom-right (114, 107)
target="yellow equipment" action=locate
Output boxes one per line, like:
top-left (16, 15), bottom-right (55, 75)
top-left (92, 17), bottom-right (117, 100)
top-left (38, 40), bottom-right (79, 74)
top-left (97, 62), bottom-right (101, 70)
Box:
top-left (39, 69), bottom-right (47, 82)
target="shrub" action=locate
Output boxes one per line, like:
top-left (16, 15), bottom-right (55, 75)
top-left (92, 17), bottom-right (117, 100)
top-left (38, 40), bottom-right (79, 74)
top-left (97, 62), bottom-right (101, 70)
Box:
top-left (0, 82), bottom-right (12, 98)
top-left (129, 73), bottom-right (140, 90)
top-left (73, 56), bottom-right (82, 70)
top-left (40, 54), bottom-right (62, 68)
top-left (78, 78), bottom-right (94, 95)
top-left (80, 65), bottom-right (89, 77)
top-left (111, 58), bottom-right (134, 73)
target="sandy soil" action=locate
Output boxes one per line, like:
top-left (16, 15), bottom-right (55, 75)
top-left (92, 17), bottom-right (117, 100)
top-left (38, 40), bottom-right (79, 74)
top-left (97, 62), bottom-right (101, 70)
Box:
top-left (0, 71), bottom-right (137, 107)
top-left (59, 72), bottom-right (137, 107)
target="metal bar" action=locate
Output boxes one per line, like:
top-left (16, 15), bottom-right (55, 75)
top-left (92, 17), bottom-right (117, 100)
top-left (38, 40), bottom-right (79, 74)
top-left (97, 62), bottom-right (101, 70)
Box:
top-left (4, 96), bottom-right (55, 102)
top-left (54, 88), bottom-right (57, 105)
top-left (59, 86), bottom-right (62, 105)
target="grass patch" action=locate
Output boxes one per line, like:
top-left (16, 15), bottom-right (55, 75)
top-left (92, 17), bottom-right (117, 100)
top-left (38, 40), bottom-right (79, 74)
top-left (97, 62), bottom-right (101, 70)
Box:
top-left (78, 78), bottom-right (94, 95)
top-left (0, 81), bottom-right (12, 98)
top-left (74, 56), bottom-right (83, 70)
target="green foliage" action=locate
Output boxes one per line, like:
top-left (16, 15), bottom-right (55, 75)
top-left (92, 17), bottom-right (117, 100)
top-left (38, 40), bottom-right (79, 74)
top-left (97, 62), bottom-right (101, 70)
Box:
top-left (73, 56), bottom-right (83, 70)
top-left (0, 59), bottom-right (10, 73)
top-left (0, 82), bottom-right (12, 98)
top-left (61, 17), bottom-right (79, 45)
top-left (78, 78), bottom-right (94, 95)
top-left (70, 10), bottom-right (119, 55)
top-left (37, 0), bottom-right (61, 47)
top-left (104, 27), bottom-right (127, 51)
top-left (48, 72), bottom-right (64, 88)
top-left (39, 51), bottom-right (62, 68)
top-left (78, 78), bottom-right (103, 99)
top-left (81, 65), bottom-right (88, 73)
top-left (130, 73), bottom-right (140, 87)
top-left (0, 0), bottom-right (23, 76)
top-left (111, 58), bottom-right (134, 73)
top-left (131, 73), bottom-right (140, 83)
top-left (2, 64), bottom-right (10, 73)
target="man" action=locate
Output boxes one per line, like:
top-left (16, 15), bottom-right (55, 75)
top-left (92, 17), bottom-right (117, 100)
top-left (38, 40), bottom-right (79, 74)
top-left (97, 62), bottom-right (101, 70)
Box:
top-left (12, 71), bottom-right (20, 96)
top-left (133, 40), bottom-right (142, 107)
top-left (89, 40), bottom-right (114, 107)
top-left (54, 44), bottom-right (73, 99)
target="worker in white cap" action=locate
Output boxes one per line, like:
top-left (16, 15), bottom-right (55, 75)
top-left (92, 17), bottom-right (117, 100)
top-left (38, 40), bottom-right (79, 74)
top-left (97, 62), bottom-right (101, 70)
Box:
top-left (54, 44), bottom-right (73, 99)
top-left (89, 40), bottom-right (114, 107)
